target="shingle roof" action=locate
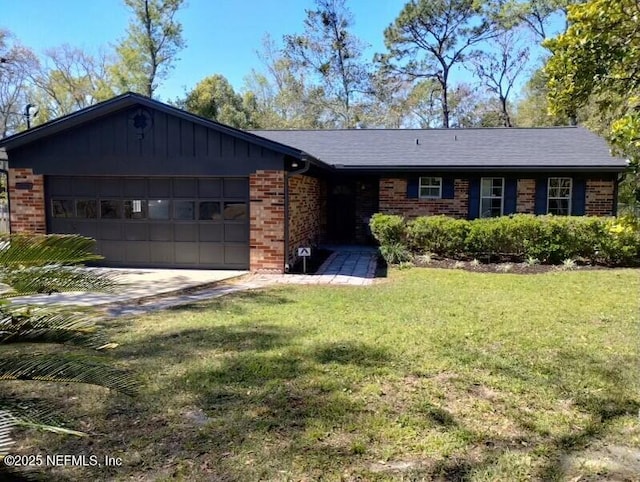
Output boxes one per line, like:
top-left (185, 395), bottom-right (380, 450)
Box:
top-left (250, 127), bottom-right (627, 171)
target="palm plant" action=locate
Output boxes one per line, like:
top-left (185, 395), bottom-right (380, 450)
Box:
top-left (0, 234), bottom-right (136, 477)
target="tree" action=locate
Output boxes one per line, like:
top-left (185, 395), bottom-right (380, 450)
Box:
top-left (31, 45), bottom-right (116, 121)
top-left (0, 30), bottom-right (39, 137)
top-left (243, 35), bottom-right (329, 129)
top-left (378, 0), bottom-right (496, 128)
top-left (514, 68), bottom-right (566, 127)
top-left (491, 0), bottom-right (581, 41)
top-left (0, 234), bottom-right (136, 479)
top-left (112, 0), bottom-right (185, 97)
top-left (471, 28), bottom-right (529, 127)
top-left (283, 0), bottom-right (370, 128)
top-left (544, 0), bottom-right (640, 206)
top-left (179, 74), bottom-right (253, 128)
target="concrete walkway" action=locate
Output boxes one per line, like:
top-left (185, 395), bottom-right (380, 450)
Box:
top-left (250, 245), bottom-right (379, 286)
top-left (9, 246), bottom-right (379, 316)
top-left (10, 268), bottom-right (247, 307)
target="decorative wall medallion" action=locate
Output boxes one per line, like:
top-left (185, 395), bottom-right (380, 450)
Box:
top-left (129, 108), bottom-right (153, 139)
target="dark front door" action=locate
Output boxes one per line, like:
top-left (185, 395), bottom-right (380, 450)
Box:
top-left (327, 180), bottom-right (357, 242)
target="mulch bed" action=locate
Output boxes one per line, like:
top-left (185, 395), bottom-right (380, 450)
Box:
top-left (411, 256), bottom-right (611, 274)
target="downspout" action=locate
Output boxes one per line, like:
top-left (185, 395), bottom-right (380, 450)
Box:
top-left (613, 171), bottom-right (625, 216)
top-left (284, 154), bottom-right (311, 272)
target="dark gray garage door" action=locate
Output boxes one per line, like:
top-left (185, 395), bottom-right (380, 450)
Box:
top-left (46, 176), bottom-right (249, 269)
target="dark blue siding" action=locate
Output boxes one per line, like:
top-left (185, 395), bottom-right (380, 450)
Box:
top-left (468, 178), bottom-right (480, 219)
top-left (571, 178), bottom-right (586, 215)
top-left (504, 178), bottom-right (518, 214)
top-left (406, 178), bottom-right (419, 199)
top-left (534, 178), bottom-right (548, 214)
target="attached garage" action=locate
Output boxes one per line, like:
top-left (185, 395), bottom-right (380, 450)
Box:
top-left (0, 92), bottom-right (325, 272)
top-left (47, 176), bottom-right (249, 269)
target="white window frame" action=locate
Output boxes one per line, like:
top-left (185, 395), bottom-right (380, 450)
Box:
top-left (480, 177), bottom-right (505, 218)
top-left (419, 176), bottom-right (442, 199)
top-left (547, 177), bottom-right (572, 215)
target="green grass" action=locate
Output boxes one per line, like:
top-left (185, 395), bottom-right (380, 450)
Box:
top-left (6, 268), bottom-right (640, 481)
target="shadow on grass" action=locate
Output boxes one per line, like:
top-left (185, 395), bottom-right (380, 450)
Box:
top-left (163, 289), bottom-right (292, 315)
top-left (312, 340), bottom-right (390, 366)
top-left (116, 324), bottom-right (291, 361)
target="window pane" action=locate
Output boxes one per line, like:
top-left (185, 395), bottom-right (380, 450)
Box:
top-left (224, 202), bottom-right (247, 220)
top-left (52, 200), bottom-right (74, 218)
top-left (420, 186), bottom-right (440, 198)
top-left (199, 201), bottom-right (221, 220)
top-left (124, 200), bottom-right (148, 219)
top-left (174, 201), bottom-right (195, 220)
top-left (481, 179), bottom-right (493, 197)
top-left (76, 200), bottom-right (97, 219)
top-left (549, 199), bottom-right (570, 215)
top-left (100, 200), bottom-right (122, 219)
top-left (491, 180), bottom-right (503, 196)
top-left (148, 200), bottom-right (170, 220)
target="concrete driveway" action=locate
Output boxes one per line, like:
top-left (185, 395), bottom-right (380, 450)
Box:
top-left (10, 268), bottom-right (248, 307)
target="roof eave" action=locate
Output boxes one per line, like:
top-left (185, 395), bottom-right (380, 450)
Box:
top-left (331, 164), bottom-right (628, 173)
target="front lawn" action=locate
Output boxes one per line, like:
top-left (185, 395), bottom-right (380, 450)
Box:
top-left (8, 268), bottom-right (640, 481)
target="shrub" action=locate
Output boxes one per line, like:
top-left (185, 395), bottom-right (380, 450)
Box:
top-left (369, 212), bottom-right (640, 267)
top-left (369, 214), bottom-right (407, 246)
top-left (407, 216), bottom-right (469, 258)
top-left (379, 242), bottom-right (412, 265)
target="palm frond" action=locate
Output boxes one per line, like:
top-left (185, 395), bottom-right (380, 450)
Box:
top-left (0, 410), bottom-right (16, 456)
top-left (0, 306), bottom-right (105, 347)
top-left (0, 234), bottom-right (102, 268)
top-left (0, 265), bottom-right (115, 296)
top-left (0, 354), bottom-right (138, 396)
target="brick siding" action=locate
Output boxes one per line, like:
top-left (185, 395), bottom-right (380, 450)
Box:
top-left (287, 174), bottom-right (326, 266)
top-left (516, 179), bottom-right (536, 213)
top-left (249, 170), bottom-right (286, 272)
top-left (586, 178), bottom-right (615, 216)
top-left (379, 177), bottom-right (469, 219)
top-left (9, 168), bottom-right (45, 233)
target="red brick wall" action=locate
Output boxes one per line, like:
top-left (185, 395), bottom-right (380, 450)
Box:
top-left (288, 174), bottom-right (325, 265)
top-left (586, 178), bottom-right (615, 216)
top-left (516, 179), bottom-right (536, 213)
top-left (249, 170), bottom-right (286, 272)
top-left (9, 168), bottom-right (46, 233)
top-left (379, 177), bottom-right (469, 219)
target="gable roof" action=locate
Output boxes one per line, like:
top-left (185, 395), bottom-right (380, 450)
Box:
top-left (250, 127), bottom-right (628, 172)
top-left (0, 92), bottom-right (329, 167)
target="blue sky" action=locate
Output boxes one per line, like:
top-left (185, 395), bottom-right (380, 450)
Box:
top-left (3, 0), bottom-right (409, 101)
top-left (3, 1), bottom-right (555, 102)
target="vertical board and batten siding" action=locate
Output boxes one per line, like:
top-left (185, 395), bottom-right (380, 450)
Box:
top-left (8, 107), bottom-right (285, 176)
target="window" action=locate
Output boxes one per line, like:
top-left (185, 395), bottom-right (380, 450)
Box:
top-left (419, 177), bottom-right (442, 198)
top-left (124, 200), bottom-right (148, 219)
top-left (199, 201), bottom-right (221, 220)
top-left (547, 177), bottom-right (572, 215)
top-left (52, 199), bottom-right (74, 218)
top-left (480, 178), bottom-right (504, 218)
top-left (174, 201), bottom-right (195, 220)
top-left (100, 200), bottom-right (122, 219)
top-left (148, 200), bottom-right (170, 220)
top-left (223, 202), bottom-right (247, 220)
top-left (76, 200), bottom-right (97, 219)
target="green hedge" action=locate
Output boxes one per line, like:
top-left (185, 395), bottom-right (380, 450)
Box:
top-left (369, 213), bottom-right (640, 266)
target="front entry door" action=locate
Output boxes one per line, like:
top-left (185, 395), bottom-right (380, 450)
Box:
top-left (327, 181), bottom-right (356, 243)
